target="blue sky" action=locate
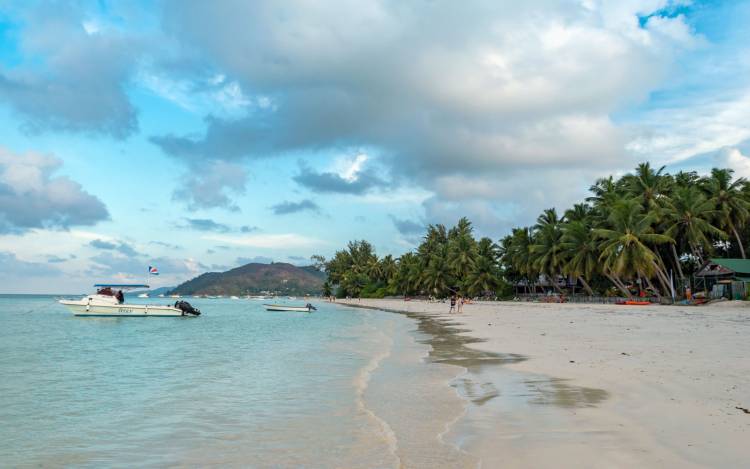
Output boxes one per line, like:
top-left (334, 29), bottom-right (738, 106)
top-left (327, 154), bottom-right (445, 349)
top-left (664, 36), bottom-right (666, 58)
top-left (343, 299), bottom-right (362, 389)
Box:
top-left (1, 0), bottom-right (749, 292)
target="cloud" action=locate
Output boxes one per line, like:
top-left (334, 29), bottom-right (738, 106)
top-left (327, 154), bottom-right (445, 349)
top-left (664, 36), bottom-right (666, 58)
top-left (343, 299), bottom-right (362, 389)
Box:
top-left (293, 161), bottom-right (388, 194)
top-left (0, 147), bottom-right (109, 234)
top-left (204, 233), bottom-right (323, 249)
top-left (389, 215), bottom-right (424, 235)
top-left (89, 239), bottom-right (139, 257)
top-left (181, 217), bottom-right (231, 232)
top-left (150, 0), bottom-right (700, 216)
top-left (88, 252), bottom-right (206, 279)
top-left (46, 255), bottom-right (68, 263)
top-left (270, 199), bottom-right (320, 215)
top-left (172, 160), bottom-right (247, 211)
top-left (0, 4), bottom-right (141, 137)
top-left (0, 251), bottom-right (60, 277)
top-left (236, 255), bottom-right (274, 265)
top-left (715, 146), bottom-right (750, 180)
top-left (149, 240), bottom-right (183, 250)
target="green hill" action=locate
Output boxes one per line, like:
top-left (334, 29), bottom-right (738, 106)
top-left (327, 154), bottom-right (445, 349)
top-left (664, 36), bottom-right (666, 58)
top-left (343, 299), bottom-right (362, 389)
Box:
top-left (170, 262), bottom-right (325, 296)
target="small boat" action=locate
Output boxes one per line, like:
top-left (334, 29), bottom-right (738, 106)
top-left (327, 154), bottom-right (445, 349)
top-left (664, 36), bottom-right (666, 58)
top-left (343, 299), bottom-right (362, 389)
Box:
top-left (230, 295), bottom-right (240, 300)
top-left (137, 293), bottom-right (149, 298)
top-left (59, 284), bottom-right (200, 317)
top-left (263, 303), bottom-right (317, 312)
top-left (617, 300), bottom-right (652, 306)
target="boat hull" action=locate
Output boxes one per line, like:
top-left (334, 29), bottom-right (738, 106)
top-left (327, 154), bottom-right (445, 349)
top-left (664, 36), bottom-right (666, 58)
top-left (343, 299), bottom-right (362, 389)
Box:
top-left (59, 301), bottom-right (186, 317)
top-left (263, 304), bottom-right (312, 312)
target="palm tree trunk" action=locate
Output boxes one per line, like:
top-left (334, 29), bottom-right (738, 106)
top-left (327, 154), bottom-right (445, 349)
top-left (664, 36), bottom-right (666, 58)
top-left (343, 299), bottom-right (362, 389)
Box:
top-left (578, 276), bottom-right (594, 296)
top-left (550, 276), bottom-right (563, 294)
top-left (606, 273), bottom-right (632, 299)
top-left (642, 274), bottom-right (661, 300)
top-left (651, 262), bottom-right (673, 298)
top-left (689, 243), bottom-right (703, 263)
top-left (732, 225), bottom-right (746, 259)
top-left (670, 244), bottom-right (685, 280)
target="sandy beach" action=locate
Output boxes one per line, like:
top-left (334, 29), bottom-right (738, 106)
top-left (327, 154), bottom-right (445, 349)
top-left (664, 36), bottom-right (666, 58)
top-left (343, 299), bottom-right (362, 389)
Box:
top-left (338, 299), bottom-right (750, 468)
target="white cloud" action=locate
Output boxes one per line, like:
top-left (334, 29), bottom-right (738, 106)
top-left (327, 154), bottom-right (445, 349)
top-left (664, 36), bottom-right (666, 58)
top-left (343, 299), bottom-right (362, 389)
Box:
top-left (202, 233), bottom-right (325, 249)
top-left (332, 153), bottom-right (369, 182)
top-left (627, 89), bottom-right (750, 165)
top-left (716, 147), bottom-right (750, 179)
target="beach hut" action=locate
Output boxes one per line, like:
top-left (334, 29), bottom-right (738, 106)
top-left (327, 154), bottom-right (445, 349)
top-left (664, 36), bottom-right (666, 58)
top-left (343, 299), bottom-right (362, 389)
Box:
top-left (694, 258), bottom-right (750, 300)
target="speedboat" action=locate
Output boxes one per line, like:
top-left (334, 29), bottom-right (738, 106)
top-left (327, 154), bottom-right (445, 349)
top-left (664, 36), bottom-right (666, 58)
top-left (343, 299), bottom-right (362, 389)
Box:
top-left (59, 284), bottom-right (200, 317)
top-left (263, 303), bottom-right (317, 312)
top-left (137, 293), bottom-right (149, 298)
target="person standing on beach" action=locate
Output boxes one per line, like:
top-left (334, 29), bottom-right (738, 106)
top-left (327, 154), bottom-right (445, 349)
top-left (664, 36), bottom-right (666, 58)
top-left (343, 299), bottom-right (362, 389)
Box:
top-left (449, 295), bottom-right (456, 313)
top-left (457, 295), bottom-right (464, 313)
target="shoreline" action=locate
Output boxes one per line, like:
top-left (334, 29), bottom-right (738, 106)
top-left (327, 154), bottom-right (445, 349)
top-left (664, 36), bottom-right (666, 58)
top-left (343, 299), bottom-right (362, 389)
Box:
top-left (337, 298), bottom-right (750, 468)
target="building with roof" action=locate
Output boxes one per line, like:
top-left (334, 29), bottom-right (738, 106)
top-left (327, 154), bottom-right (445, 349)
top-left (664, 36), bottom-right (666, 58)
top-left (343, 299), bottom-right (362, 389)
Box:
top-left (694, 258), bottom-right (750, 300)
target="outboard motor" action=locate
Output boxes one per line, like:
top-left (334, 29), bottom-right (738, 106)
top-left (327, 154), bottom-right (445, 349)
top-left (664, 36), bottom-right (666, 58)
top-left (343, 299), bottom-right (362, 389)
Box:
top-left (174, 300), bottom-right (201, 316)
top-left (306, 303), bottom-right (317, 311)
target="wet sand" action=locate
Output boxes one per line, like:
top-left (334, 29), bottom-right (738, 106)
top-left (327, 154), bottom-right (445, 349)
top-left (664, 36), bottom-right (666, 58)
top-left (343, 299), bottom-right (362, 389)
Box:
top-left (338, 299), bottom-right (750, 468)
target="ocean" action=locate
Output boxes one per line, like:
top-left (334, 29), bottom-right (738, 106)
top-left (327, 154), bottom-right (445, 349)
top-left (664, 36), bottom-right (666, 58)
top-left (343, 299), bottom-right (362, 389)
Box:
top-left (0, 295), bottom-right (474, 468)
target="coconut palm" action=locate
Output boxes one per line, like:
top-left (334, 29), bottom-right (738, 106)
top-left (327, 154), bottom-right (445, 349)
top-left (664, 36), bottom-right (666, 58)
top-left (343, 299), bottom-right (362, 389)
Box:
top-left (704, 168), bottom-right (749, 258)
top-left (447, 218), bottom-right (478, 290)
top-left (622, 162), bottom-right (671, 213)
top-left (530, 208), bottom-right (565, 293)
top-left (594, 199), bottom-right (673, 298)
top-left (505, 227), bottom-right (535, 293)
top-left (663, 185), bottom-right (725, 267)
top-left (421, 245), bottom-right (453, 296)
top-left (561, 220), bottom-right (597, 295)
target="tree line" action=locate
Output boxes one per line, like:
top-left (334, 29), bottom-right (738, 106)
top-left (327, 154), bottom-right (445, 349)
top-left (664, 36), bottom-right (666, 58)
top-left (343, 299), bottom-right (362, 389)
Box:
top-left (321, 163), bottom-right (750, 300)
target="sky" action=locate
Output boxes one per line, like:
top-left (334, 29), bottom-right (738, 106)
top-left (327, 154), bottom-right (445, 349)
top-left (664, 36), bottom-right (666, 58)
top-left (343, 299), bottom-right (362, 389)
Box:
top-left (1, 0), bottom-right (750, 293)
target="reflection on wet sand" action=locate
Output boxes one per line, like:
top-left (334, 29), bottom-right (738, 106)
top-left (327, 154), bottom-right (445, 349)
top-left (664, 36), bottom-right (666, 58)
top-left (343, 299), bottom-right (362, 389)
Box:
top-left (525, 378), bottom-right (608, 408)
top-left (404, 311), bottom-right (608, 409)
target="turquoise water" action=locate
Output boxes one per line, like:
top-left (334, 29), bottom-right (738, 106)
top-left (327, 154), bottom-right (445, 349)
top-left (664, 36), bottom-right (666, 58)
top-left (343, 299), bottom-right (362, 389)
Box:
top-left (0, 295), bottom-right (471, 468)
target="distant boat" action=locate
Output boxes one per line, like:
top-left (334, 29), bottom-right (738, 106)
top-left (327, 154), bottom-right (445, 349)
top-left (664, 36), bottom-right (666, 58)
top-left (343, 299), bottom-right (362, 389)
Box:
top-left (59, 284), bottom-right (200, 317)
top-left (157, 294), bottom-right (165, 298)
top-left (169, 294), bottom-right (181, 298)
top-left (230, 295), bottom-right (239, 300)
top-left (137, 293), bottom-right (149, 298)
top-left (263, 303), bottom-right (317, 312)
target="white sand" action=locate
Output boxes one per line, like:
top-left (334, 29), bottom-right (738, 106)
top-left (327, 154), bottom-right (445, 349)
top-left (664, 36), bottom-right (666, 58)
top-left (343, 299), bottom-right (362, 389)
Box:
top-left (337, 299), bottom-right (750, 468)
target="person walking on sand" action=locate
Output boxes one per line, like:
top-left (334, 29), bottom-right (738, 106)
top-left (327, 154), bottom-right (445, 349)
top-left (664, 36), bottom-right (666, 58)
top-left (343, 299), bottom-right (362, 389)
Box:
top-left (457, 295), bottom-right (464, 314)
top-left (449, 295), bottom-right (456, 313)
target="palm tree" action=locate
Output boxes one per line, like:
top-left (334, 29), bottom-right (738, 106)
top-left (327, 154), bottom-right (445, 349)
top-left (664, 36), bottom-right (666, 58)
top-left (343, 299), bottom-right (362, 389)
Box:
top-left (447, 218), bottom-right (477, 291)
top-left (565, 203), bottom-right (593, 223)
top-left (421, 245), bottom-right (453, 296)
top-left (530, 208), bottom-right (565, 293)
top-left (504, 227), bottom-right (535, 293)
top-left (704, 168), bottom-right (749, 258)
top-left (380, 255), bottom-right (398, 285)
top-left (623, 162), bottom-right (671, 213)
top-left (466, 237), bottom-right (502, 297)
top-left (594, 199), bottom-right (673, 298)
top-left (561, 220), bottom-right (597, 295)
top-left (663, 185), bottom-right (725, 268)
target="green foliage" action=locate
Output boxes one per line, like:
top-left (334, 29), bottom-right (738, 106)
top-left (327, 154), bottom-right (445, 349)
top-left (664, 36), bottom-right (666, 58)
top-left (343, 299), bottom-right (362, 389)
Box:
top-left (326, 163), bottom-right (750, 300)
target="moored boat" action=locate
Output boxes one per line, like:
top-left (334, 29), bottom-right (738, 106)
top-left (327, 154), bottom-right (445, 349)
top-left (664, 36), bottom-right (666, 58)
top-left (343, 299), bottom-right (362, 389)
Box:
top-left (59, 284), bottom-right (200, 317)
top-left (263, 303), bottom-right (317, 312)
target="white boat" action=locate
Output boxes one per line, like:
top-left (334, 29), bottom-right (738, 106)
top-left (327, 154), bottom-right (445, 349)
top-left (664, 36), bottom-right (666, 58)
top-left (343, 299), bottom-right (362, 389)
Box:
top-left (59, 284), bottom-right (200, 317)
top-left (230, 295), bottom-right (240, 300)
top-left (137, 293), bottom-right (149, 298)
top-left (263, 303), bottom-right (317, 312)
